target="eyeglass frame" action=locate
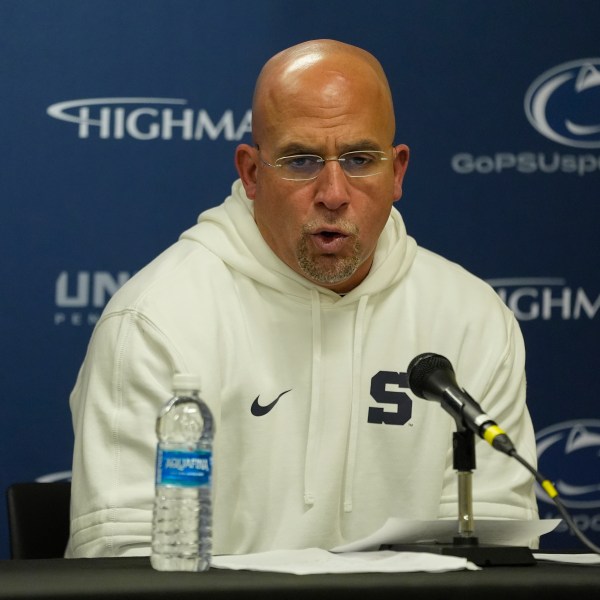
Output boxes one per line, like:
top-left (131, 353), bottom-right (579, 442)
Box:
top-left (255, 145), bottom-right (396, 181)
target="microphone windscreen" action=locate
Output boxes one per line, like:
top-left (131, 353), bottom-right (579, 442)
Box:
top-left (407, 353), bottom-right (454, 398)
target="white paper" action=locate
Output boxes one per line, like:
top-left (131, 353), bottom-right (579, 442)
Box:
top-left (331, 518), bottom-right (562, 552)
top-left (533, 553), bottom-right (600, 565)
top-left (212, 547), bottom-right (480, 575)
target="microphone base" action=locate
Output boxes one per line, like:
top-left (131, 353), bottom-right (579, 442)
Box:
top-left (382, 539), bottom-right (536, 567)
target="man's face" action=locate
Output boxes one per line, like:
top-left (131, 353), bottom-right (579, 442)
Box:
top-left (237, 62), bottom-right (409, 293)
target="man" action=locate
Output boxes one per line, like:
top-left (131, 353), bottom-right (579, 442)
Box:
top-left (66, 39), bottom-right (538, 558)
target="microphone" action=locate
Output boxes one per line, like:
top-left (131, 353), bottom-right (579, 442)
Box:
top-left (408, 354), bottom-right (600, 557)
top-left (407, 353), bottom-right (515, 455)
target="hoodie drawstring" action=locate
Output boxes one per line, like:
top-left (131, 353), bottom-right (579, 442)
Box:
top-left (343, 294), bottom-right (369, 512)
top-left (304, 289), bottom-right (322, 505)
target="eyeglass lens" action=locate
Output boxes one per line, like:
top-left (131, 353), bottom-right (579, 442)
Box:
top-left (276, 150), bottom-right (388, 180)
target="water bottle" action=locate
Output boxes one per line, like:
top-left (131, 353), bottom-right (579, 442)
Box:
top-left (151, 373), bottom-right (214, 571)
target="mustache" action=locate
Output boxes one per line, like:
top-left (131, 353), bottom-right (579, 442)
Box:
top-left (302, 218), bottom-right (359, 236)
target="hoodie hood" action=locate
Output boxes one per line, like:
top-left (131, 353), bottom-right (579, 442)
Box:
top-left (181, 179), bottom-right (418, 305)
top-left (181, 179), bottom-right (418, 514)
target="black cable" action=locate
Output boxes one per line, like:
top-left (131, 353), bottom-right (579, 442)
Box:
top-left (509, 450), bottom-right (600, 555)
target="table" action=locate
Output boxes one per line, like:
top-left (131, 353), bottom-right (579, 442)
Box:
top-left (0, 556), bottom-right (599, 600)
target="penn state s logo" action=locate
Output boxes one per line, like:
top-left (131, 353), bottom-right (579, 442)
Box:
top-left (368, 371), bottom-right (412, 425)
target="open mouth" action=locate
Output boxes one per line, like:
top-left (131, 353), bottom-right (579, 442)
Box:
top-left (318, 231), bottom-right (345, 239)
top-left (310, 229), bottom-right (350, 252)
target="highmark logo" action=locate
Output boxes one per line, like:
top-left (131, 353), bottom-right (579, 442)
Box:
top-left (46, 97), bottom-right (252, 141)
top-left (54, 270), bottom-right (131, 326)
top-left (486, 278), bottom-right (599, 321)
top-left (451, 58), bottom-right (600, 175)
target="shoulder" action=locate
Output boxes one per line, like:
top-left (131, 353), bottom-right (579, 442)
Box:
top-left (402, 246), bottom-right (518, 354)
top-left (405, 247), bottom-right (525, 397)
top-left (411, 246), bottom-right (506, 308)
top-left (100, 237), bottom-right (229, 317)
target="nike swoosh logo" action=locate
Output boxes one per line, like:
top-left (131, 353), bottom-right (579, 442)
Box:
top-left (251, 389), bottom-right (292, 416)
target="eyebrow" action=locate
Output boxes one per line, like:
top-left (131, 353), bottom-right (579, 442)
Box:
top-left (276, 139), bottom-right (384, 158)
top-left (276, 143), bottom-right (318, 157)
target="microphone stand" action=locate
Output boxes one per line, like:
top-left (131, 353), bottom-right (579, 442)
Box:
top-left (386, 424), bottom-right (536, 566)
top-left (453, 427), bottom-right (477, 545)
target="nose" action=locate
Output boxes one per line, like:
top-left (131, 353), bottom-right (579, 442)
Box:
top-left (313, 160), bottom-right (350, 210)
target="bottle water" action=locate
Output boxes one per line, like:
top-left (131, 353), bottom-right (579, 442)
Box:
top-left (151, 374), bottom-right (214, 571)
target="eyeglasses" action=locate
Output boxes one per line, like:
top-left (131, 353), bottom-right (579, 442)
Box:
top-left (257, 147), bottom-right (392, 181)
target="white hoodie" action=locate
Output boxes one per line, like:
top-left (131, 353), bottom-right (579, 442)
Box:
top-left (67, 180), bottom-right (538, 558)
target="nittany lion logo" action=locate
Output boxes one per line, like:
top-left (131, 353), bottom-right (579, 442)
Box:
top-left (525, 59), bottom-right (600, 149)
top-left (536, 420), bottom-right (600, 509)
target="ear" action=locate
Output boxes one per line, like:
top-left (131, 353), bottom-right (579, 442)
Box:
top-left (392, 144), bottom-right (410, 201)
top-left (235, 143), bottom-right (258, 200)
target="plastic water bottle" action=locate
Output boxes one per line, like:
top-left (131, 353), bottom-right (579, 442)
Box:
top-left (151, 374), bottom-right (214, 571)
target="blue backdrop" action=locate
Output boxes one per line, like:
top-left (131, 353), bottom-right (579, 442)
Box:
top-left (1, 0), bottom-right (599, 558)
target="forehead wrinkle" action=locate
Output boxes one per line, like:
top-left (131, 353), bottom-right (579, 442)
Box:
top-left (269, 67), bottom-right (384, 118)
top-left (263, 82), bottom-right (392, 151)
top-left (274, 137), bottom-right (385, 158)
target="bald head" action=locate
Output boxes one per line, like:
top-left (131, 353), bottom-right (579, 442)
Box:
top-left (252, 39), bottom-right (396, 147)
